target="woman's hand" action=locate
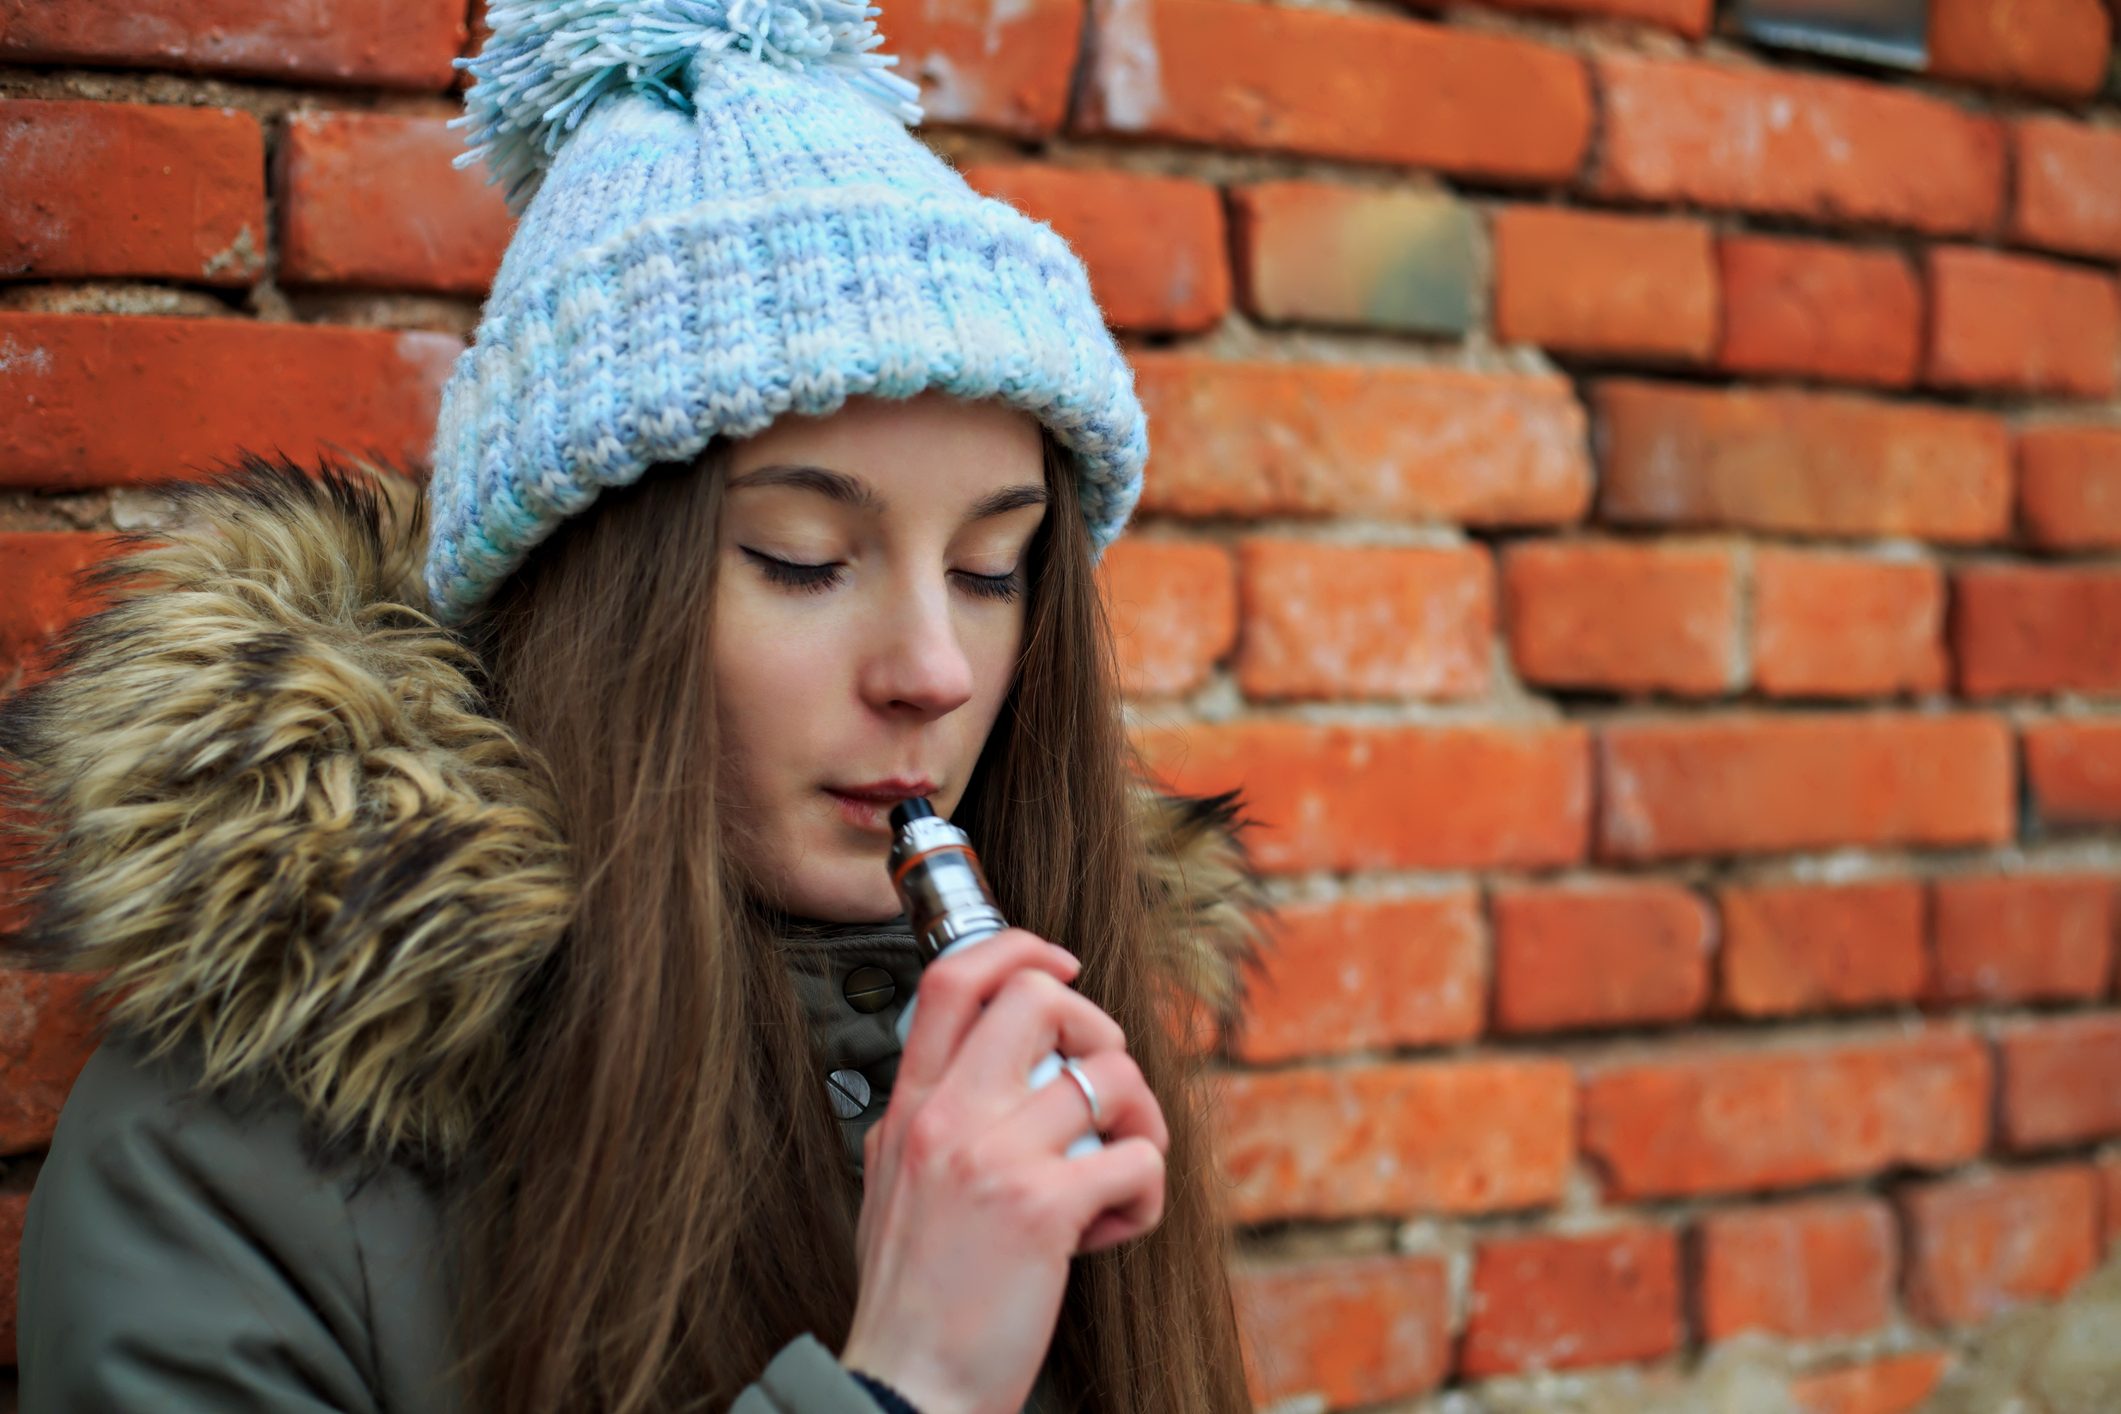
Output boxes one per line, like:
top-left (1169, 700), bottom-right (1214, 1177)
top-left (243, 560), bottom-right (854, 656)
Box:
top-left (838, 928), bottom-right (1170, 1414)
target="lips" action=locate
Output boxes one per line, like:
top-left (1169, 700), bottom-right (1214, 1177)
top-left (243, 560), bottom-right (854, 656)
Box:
top-left (826, 778), bottom-right (938, 803)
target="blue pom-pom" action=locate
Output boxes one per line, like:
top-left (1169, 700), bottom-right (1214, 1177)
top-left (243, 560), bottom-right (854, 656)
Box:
top-left (450, 0), bottom-right (926, 216)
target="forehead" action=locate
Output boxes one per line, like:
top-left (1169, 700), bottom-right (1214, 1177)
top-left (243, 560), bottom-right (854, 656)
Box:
top-left (725, 393), bottom-right (1048, 510)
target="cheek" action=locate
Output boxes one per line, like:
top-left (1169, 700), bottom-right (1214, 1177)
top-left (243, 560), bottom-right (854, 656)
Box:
top-left (709, 593), bottom-right (822, 802)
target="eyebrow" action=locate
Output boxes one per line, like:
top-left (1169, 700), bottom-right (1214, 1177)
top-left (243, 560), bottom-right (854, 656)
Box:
top-left (726, 463), bottom-right (1049, 524)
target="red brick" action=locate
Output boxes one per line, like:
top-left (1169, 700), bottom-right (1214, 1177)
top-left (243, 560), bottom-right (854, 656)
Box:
top-left (0, 0), bottom-right (464, 87)
top-left (0, 1190), bottom-right (22, 1365)
top-left (1215, 1059), bottom-right (1574, 1221)
top-left (0, 313), bottom-right (459, 491)
top-left (278, 111), bottom-right (512, 295)
top-left (1440, 0), bottom-right (1710, 37)
top-left (1132, 720), bottom-right (1589, 873)
top-left (1230, 893), bottom-right (1485, 1064)
top-left (1593, 55), bottom-right (2004, 236)
top-left (1930, 874), bottom-right (2113, 1005)
top-left (1751, 549), bottom-right (1946, 699)
top-left (0, 99), bottom-right (264, 284)
top-left (1233, 1254), bottom-right (1450, 1406)
top-left (1697, 1197), bottom-right (1896, 1341)
top-left (1793, 1353), bottom-right (1950, 1414)
top-left (1595, 380), bottom-right (2010, 543)
top-left (2013, 117), bottom-right (2121, 261)
top-left (1580, 1029), bottom-right (1991, 1199)
top-left (2101, 1156), bottom-right (2121, 1252)
top-left (960, 164), bottom-right (1225, 334)
top-left (1597, 713), bottom-right (2013, 863)
top-left (879, 0), bottom-right (1082, 136)
top-left (0, 968), bottom-right (103, 1154)
top-left (1461, 1228), bottom-right (1680, 1376)
top-left (1094, 538), bottom-right (1235, 699)
top-left (1230, 182), bottom-right (1478, 336)
top-left (1928, 0), bottom-right (2111, 98)
top-left (1953, 564), bottom-right (2121, 697)
top-left (1503, 538), bottom-right (1738, 696)
top-left (1490, 880), bottom-right (1710, 1034)
top-left (2025, 718), bottom-right (2121, 827)
top-left (1999, 1013), bottom-right (2121, 1151)
top-left (0, 532), bottom-right (119, 683)
top-left (2018, 425), bottom-right (2121, 551)
top-left (1925, 247), bottom-right (2119, 398)
top-left (1717, 236), bottom-right (1921, 388)
top-left (1132, 355), bottom-right (1591, 526)
top-left (1717, 880), bottom-right (1928, 1017)
top-left (1901, 1165), bottom-right (2099, 1325)
top-left (1074, 0), bottom-right (1590, 183)
top-left (1493, 207), bottom-right (1716, 362)
top-left (1237, 539), bottom-right (1491, 702)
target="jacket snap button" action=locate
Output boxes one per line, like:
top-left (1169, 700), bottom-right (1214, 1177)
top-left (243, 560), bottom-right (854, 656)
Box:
top-left (842, 964), bottom-right (896, 1014)
top-left (826, 1068), bottom-right (872, 1119)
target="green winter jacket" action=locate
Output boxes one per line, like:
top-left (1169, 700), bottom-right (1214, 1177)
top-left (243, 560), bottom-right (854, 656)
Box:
top-left (4, 460), bottom-right (1268, 1413)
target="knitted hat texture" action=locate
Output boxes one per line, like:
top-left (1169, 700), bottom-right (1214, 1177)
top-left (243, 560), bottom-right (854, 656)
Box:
top-left (424, 0), bottom-right (1150, 625)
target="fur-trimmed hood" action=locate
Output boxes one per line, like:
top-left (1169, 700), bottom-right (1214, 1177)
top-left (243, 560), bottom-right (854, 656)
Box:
top-left (0, 456), bottom-right (1269, 1171)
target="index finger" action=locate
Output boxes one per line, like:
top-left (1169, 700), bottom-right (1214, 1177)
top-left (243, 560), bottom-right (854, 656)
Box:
top-left (894, 929), bottom-right (1081, 1101)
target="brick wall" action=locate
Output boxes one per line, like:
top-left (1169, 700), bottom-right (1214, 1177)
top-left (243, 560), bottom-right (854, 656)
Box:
top-left (4, 0), bottom-right (2121, 1409)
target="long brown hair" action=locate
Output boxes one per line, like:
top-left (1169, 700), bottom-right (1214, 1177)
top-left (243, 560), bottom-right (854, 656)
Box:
top-left (449, 424), bottom-right (1252, 1412)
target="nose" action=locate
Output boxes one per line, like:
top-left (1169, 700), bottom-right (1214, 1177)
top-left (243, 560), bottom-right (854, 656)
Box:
top-left (859, 577), bottom-right (977, 717)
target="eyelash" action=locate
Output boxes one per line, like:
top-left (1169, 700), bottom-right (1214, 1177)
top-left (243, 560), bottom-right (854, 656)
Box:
top-left (742, 549), bottom-right (1025, 603)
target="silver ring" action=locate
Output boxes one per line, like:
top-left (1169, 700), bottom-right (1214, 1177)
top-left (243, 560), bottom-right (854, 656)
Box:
top-left (1058, 1056), bottom-right (1102, 1129)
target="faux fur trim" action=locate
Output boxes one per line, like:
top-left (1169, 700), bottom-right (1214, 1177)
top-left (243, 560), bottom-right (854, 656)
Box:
top-left (0, 454), bottom-right (1269, 1167)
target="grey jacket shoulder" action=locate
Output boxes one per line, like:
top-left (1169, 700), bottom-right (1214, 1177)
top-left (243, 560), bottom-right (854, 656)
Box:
top-left (19, 1036), bottom-right (887, 1414)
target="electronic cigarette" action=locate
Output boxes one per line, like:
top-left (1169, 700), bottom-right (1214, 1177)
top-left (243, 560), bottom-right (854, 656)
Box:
top-left (888, 798), bottom-right (1102, 1158)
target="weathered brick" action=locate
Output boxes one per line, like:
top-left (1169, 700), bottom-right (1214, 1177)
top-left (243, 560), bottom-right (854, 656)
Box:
top-left (1491, 880), bottom-right (1710, 1034)
top-left (2101, 1156), bottom-right (2121, 1253)
top-left (1595, 380), bottom-right (2010, 543)
top-left (1437, 0), bottom-right (1710, 37)
top-left (1233, 1254), bottom-right (1450, 1406)
top-left (1094, 538), bottom-right (1235, 699)
top-left (0, 98), bottom-right (265, 285)
top-left (0, 968), bottom-right (103, 1154)
top-left (2018, 425), bottom-right (2121, 551)
top-left (0, 313), bottom-right (459, 491)
top-left (1999, 1013), bottom-right (2121, 1151)
top-left (1953, 564), bottom-right (2121, 697)
top-left (1593, 55), bottom-right (2005, 236)
top-left (1133, 355), bottom-right (1591, 526)
top-left (1792, 1353), bottom-right (1950, 1414)
top-left (1697, 1197), bottom-right (1896, 1341)
top-left (1598, 713), bottom-right (2013, 863)
top-left (1928, 0), bottom-right (2111, 99)
top-left (1925, 246), bottom-right (2119, 398)
top-left (960, 164), bottom-right (1225, 334)
top-left (278, 111), bottom-right (512, 295)
top-left (0, 1190), bottom-right (23, 1365)
top-left (0, 0), bottom-right (464, 87)
top-left (2012, 117), bottom-right (2121, 261)
top-left (1230, 892), bottom-right (1485, 1064)
top-left (880, 0), bottom-right (1082, 136)
top-left (1751, 549), bottom-right (1946, 699)
top-left (1230, 182), bottom-right (1477, 336)
top-left (1237, 539), bottom-right (1491, 702)
top-left (1581, 1029), bottom-right (1991, 1199)
top-left (2025, 718), bottom-right (2121, 828)
top-left (1717, 236), bottom-right (1921, 388)
top-left (1930, 874), bottom-right (2113, 1005)
top-left (1215, 1059), bottom-right (1574, 1221)
top-left (1461, 1228), bottom-right (1681, 1376)
top-left (0, 532), bottom-right (119, 683)
top-left (1503, 539), bottom-right (1738, 697)
top-left (1717, 880), bottom-right (1928, 1017)
top-left (1074, 0), bottom-right (1590, 182)
top-left (1132, 720), bottom-right (1589, 873)
top-left (1901, 1165), bottom-right (2099, 1325)
top-left (1492, 207), bottom-right (1716, 362)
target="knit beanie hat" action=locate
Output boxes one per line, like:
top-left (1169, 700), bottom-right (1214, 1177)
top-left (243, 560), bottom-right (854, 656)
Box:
top-left (424, 0), bottom-right (1151, 626)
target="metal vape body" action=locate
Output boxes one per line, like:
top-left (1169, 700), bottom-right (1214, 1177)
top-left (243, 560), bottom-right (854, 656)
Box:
top-left (888, 798), bottom-right (1102, 1158)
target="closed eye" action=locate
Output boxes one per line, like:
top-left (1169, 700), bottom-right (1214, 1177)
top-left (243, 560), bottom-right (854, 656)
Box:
top-left (741, 548), bottom-right (1024, 603)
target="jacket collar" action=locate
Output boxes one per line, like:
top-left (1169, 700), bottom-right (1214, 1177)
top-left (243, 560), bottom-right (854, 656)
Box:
top-left (0, 454), bottom-right (1268, 1170)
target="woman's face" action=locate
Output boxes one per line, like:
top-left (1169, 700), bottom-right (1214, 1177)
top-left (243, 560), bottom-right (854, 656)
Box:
top-left (711, 391), bottom-right (1049, 923)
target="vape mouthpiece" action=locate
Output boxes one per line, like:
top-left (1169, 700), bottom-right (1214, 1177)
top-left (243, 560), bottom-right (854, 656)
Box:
top-left (888, 797), bottom-right (935, 831)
